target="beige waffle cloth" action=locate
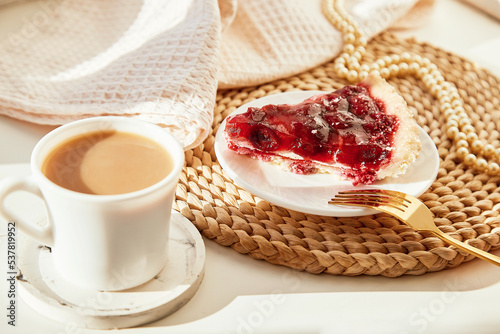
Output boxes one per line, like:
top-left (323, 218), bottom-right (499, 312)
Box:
top-left (0, 0), bottom-right (432, 149)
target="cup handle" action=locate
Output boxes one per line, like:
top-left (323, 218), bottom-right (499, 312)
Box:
top-left (0, 176), bottom-right (54, 246)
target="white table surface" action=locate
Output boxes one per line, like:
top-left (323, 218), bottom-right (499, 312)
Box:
top-left (1, 0), bottom-right (500, 333)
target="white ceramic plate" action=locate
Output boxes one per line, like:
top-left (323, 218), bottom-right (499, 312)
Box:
top-left (214, 91), bottom-right (440, 217)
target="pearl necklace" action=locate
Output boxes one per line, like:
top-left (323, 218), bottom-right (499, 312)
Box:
top-left (322, 0), bottom-right (499, 175)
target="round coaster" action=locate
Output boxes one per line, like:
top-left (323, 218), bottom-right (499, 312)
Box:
top-left (16, 211), bottom-right (205, 329)
top-left (176, 32), bottom-right (500, 277)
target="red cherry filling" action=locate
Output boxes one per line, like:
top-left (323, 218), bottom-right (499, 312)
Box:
top-left (224, 82), bottom-right (400, 184)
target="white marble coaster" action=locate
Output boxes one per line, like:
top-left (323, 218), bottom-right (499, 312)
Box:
top-left (17, 211), bottom-right (205, 329)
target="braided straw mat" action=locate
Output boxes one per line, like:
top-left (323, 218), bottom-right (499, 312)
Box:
top-left (173, 32), bottom-right (500, 277)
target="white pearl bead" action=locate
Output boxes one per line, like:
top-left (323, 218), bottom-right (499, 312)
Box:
top-left (413, 55), bottom-right (423, 65)
top-left (422, 74), bottom-right (434, 83)
top-left (449, 91), bottom-right (461, 100)
top-left (358, 71), bottom-right (368, 80)
top-left (421, 57), bottom-right (431, 67)
top-left (429, 69), bottom-right (441, 79)
top-left (447, 115), bottom-right (459, 123)
top-left (444, 108), bottom-right (456, 117)
top-left (344, 33), bottom-right (356, 44)
top-left (454, 131), bottom-right (466, 142)
top-left (345, 25), bottom-right (355, 34)
top-left (347, 70), bottom-right (358, 82)
top-left (356, 46), bottom-right (366, 55)
top-left (344, 44), bottom-right (355, 53)
top-left (439, 96), bottom-right (451, 104)
top-left (462, 125), bottom-right (475, 134)
top-left (401, 52), bottom-right (412, 61)
top-left (389, 64), bottom-right (399, 76)
top-left (347, 60), bottom-right (360, 71)
top-left (466, 132), bottom-right (478, 142)
top-left (382, 56), bottom-right (393, 65)
top-left (430, 84), bottom-right (441, 96)
top-left (409, 62), bottom-right (420, 74)
top-left (337, 67), bottom-right (348, 78)
top-left (437, 89), bottom-right (449, 100)
top-left (380, 67), bottom-right (390, 79)
top-left (451, 100), bottom-right (463, 109)
top-left (334, 63), bottom-right (346, 73)
top-left (456, 139), bottom-right (469, 148)
top-left (359, 64), bottom-right (370, 72)
top-left (351, 51), bottom-right (362, 60)
top-left (455, 132), bottom-right (467, 141)
top-left (417, 67), bottom-right (429, 77)
top-left (375, 59), bottom-right (385, 68)
top-left (335, 57), bottom-right (347, 65)
top-left (471, 140), bottom-right (484, 153)
top-left (456, 147), bottom-right (469, 159)
top-left (398, 62), bottom-right (409, 75)
top-left (456, 110), bottom-right (468, 119)
top-left (446, 126), bottom-right (459, 139)
top-left (476, 158), bottom-right (488, 171)
top-left (458, 117), bottom-right (471, 127)
top-left (391, 54), bottom-right (401, 64)
top-left (351, 23), bottom-right (361, 34)
top-left (464, 153), bottom-right (477, 166)
top-left (435, 75), bottom-right (445, 85)
top-left (357, 36), bottom-right (367, 46)
top-left (484, 144), bottom-right (496, 157)
top-left (427, 63), bottom-right (438, 72)
top-left (488, 162), bottom-right (500, 175)
top-left (339, 52), bottom-right (350, 60)
top-left (440, 102), bottom-right (452, 112)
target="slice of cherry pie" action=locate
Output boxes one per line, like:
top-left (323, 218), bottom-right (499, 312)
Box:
top-left (223, 73), bottom-right (421, 185)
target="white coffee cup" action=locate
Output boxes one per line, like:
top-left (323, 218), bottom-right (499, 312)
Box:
top-left (0, 117), bottom-right (185, 291)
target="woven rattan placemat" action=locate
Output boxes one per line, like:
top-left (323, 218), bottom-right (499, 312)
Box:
top-left (173, 32), bottom-right (500, 277)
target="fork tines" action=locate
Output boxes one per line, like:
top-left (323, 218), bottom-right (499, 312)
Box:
top-left (329, 189), bottom-right (410, 211)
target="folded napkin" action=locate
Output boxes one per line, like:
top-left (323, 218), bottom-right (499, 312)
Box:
top-left (0, 0), bottom-right (223, 149)
top-left (0, 0), bottom-right (429, 149)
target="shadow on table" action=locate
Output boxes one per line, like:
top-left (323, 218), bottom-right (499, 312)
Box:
top-left (144, 239), bottom-right (500, 329)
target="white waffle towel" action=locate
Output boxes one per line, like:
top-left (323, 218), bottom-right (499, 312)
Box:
top-left (0, 0), bottom-right (431, 149)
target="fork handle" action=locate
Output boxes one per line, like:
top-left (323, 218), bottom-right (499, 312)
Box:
top-left (431, 230), bottom-right (500, 267)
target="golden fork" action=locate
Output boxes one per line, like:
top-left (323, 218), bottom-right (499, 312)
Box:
top-left (329, 189), bottom-right (500, 267)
